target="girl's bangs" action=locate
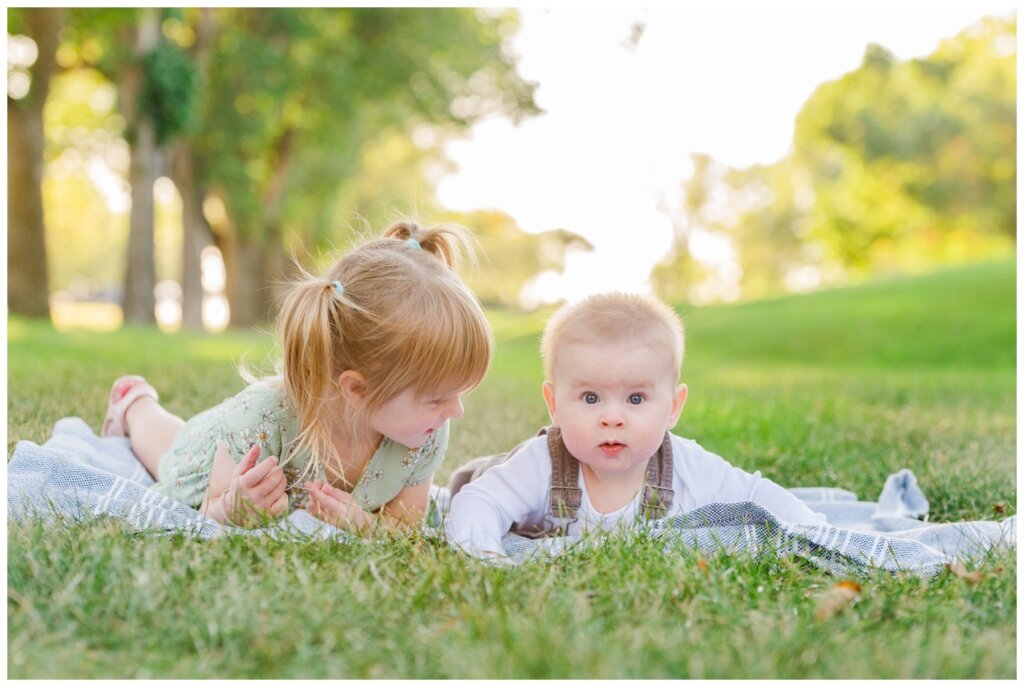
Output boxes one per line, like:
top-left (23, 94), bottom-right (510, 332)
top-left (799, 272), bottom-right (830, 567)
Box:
top-left (406, 297), bottom-right (492, 399)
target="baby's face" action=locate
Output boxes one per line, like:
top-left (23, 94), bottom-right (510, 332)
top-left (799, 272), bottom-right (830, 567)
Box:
top-left (543, 339), bottom-right (686, 482)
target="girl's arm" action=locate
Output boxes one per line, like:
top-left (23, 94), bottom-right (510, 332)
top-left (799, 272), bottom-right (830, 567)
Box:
top-left (304, 479), bottom-right (430, 535)
top-left (198, 442), bottom-right (236, 521)
top-left (305, 423), bottom-right (447, 535)
top-left (381, 479), bottom-right (432, 526)
top-left (200, 443), bottom-right (289, 526)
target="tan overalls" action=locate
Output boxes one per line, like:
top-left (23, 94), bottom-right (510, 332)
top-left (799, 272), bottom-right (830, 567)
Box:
top-left (447, 426), bottom-right (675, 537)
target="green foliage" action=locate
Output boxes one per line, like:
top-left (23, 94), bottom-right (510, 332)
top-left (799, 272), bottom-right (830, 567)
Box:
top-left (194, 8), bottom-right (538, 250)
top-left (448, 210), bottom-right (594, 308)
top-left (56, 9), bottom-right (199, 147)
top-left (796, 15), bottom-right (1016, 262)
top-left (140, 40), bottom-right (198, 144)
top-left (41, 69), bottom-right (129, 294)
top-left (56, 7), bottom-right (540, 252)
top-left (63, 8), bottom-right (139, 77)
top-left (40, 8), bottom-right (546, 316)
top-left (656, 14), bottom-right (1016, 304)
top-left (6, 261), bottom-right (1016, 678)
top-left (8, 7), bottom-right (25, 32)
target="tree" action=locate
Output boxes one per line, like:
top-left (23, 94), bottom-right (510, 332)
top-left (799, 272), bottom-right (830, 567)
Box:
top-left (793, 16), bottom-right (1016, 272)
top-left (659, 14), bottom-right (1016, 302)
top-left (60, 8), bottom-right (199, 324)
top-left (651, 154), bottom-right (729, 304)
top-left (190, 8), bottom-right (538, 327)
top-left (168, 8), bottom-right (216, 330)
top-left (448, 209), bottom-right (593, 308)
top-left (118, 7), bottom-right (161, 324)
top-left (8, 8), bottom-right (62, 319)
top-left (122, 10), bottom-right (200, 324)
top-left (25, 9), bottom-right (536, 328)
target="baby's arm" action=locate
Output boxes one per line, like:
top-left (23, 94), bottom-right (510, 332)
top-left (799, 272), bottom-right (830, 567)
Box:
top-left (679, 438), bottom-right (826, 525)
top-left (712, 460), bottom-right (827, 525)
top-left (744, 472), bottom-right (827, 524)
top-left (445, 440), bottom-right (551, 558)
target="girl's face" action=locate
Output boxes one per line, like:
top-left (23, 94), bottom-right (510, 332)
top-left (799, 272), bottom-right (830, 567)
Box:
top-left (369, 384), bottom-right (466, 449)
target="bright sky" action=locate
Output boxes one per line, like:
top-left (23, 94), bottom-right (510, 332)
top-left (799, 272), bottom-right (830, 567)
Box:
top-left (437, 5), bottom-right (1017, 306)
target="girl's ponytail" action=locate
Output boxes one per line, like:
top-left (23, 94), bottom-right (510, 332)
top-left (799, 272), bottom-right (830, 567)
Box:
top-left (276, 274), bottom-right (349, 478)
top-left (382, 220), bottom-right (477, 272)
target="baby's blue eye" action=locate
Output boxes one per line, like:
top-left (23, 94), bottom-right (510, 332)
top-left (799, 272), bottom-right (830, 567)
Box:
top-left (628, 393), bottom-right (644, 405)
top-left (584, 392), bottom-right (599, 404)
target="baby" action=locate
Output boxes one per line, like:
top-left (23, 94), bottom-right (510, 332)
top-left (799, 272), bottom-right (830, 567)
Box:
top-left (444, 292), bottom-right (826, 558)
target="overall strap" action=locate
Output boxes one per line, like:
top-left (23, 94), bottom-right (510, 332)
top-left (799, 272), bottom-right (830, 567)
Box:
top-left (543, 426), bottom-right (582, 521)
top-left (638, 432), bottom-right (674, 519)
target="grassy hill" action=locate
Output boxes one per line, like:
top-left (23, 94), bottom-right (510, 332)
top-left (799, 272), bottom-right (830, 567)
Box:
top-left (684, 259), bottom-right (1015, 368)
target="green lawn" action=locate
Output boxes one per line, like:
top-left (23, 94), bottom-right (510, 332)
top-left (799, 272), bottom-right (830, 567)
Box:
top-left (7, 259), bottom-right (1016, 678)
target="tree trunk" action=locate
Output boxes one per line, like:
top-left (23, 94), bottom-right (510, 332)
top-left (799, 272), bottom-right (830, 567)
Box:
top-left (219, 228), bottom-right (288, 328)
top-left (120, 7), bottom-right (161, 325)
top-left (220, 126), bottom-right (296, 329)
top-left (263, 236), bottom-right (290, 322)
top-left (170, 142), bottom-right (211, 330)
top-left (171, 8), bottom-right (217, 331)
top-left (7, 8), bottom-right (62, 319)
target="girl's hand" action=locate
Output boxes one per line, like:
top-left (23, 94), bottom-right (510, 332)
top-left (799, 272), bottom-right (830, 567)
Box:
top-left (220, 444), bottom-right (289, 526)
top-left (304, 480), bottom-right (373, 533)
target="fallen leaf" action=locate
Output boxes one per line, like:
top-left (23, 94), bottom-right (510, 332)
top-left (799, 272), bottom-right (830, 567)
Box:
top-left (814, 580), bottom-right (861, 621)
top-left (436, 617), bottom-right (460, 635)
top-left (946, 561), bottom-right (983, 585)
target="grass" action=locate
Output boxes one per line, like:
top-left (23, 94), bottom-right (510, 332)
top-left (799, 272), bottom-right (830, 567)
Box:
top-left (7, 258), bottom-right (1017, 678)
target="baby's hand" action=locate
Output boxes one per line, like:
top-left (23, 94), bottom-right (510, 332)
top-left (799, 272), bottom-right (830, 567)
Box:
top-left (221, 444), bottom-right (288, 526)
top-left (304, 480), bottom-right (368, 531)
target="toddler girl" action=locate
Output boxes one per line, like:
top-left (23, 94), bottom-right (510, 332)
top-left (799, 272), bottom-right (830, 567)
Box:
top-left (101, 222), bottom-right (492, 532)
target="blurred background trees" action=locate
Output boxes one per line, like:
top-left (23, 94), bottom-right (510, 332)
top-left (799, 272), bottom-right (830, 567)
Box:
top-left (8, 8), bottom-right (62, 320)
top-left (653, 14), bottom-right (1015, 304)
top-left (7, 10), bottom-right (1016, 327)
top-left (8, 7), bottom-right (542, 328)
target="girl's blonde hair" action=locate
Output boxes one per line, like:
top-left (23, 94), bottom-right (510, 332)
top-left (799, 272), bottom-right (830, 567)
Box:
top-left (275, 221), bottom-right (492, 481)
top-left (541, 292), bottom-right (685, 381)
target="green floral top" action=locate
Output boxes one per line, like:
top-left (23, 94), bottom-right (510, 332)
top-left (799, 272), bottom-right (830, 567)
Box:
top-left (152, 380), bottom-right (449, 513)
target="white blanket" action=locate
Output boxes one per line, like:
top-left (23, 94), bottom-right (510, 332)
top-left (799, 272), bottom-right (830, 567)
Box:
top-left (8, 417), bottom-right (1016, 576)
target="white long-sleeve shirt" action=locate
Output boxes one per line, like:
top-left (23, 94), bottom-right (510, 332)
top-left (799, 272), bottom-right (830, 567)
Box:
top-left (444, 433), bottom-right (827, 557)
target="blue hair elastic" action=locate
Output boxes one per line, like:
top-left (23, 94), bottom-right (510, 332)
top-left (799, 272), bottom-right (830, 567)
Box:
top-left (404, 237), bottom-right (421, 250)
top-left (331, 280), bottom-right (344, 295)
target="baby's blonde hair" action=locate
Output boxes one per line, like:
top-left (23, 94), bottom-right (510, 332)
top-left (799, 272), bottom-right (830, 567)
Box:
top-left (541, 292), bottom-right (684, 381)
top-left (275, 221), bottom-right (492, 481)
